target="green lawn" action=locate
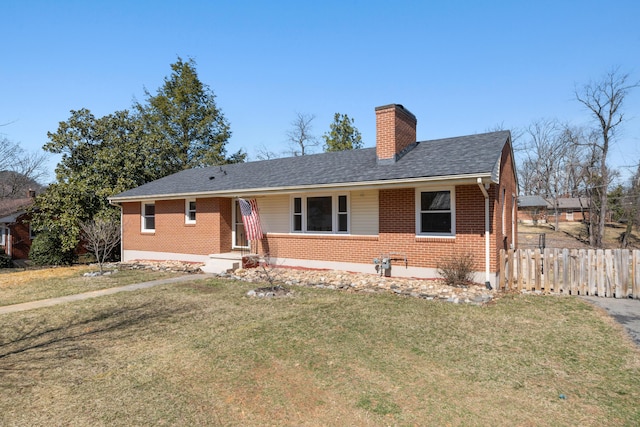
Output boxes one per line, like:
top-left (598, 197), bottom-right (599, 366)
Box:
top-left (1, 271), bottom-right (639, 426)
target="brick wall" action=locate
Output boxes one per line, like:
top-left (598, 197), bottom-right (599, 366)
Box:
top-left (121, 197), bottom-right (232, 256)
top-left (492, 140), bottom-right (518, 271)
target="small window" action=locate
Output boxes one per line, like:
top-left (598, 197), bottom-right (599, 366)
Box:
top-left (185, 199), bottom-right (196, 224)
top-left (142, 202), bottom-right (155, 232)
top-left (293, 197), bottom-right (302, 231)
top-left (337, 195), bottom-right (348, 233)
top-left (417, 189), bottom-right (454, 236)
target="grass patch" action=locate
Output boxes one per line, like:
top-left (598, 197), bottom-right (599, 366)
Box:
top-left (0, 266), bottom-right (187, 306)
top-left (0, 277), bottom-right (639, 426)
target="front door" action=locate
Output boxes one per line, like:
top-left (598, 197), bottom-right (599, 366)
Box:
top-left (233, 200), bottom-right (249, 249)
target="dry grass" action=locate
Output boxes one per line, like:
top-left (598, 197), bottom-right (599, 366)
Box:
top-left (0, 266), bottom-right (187, 306)
top-left (518, 222), bottom-right (640, 249)
top-left (1, 276), bottom-right (639, 426)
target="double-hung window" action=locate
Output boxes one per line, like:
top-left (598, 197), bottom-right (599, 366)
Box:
top-left (142, 202), bottom-right (155, 232)
top-left (416, 188), bottom-right (454, 236)
top-left (185, 199), bottom-right (196, 224)
top-left (292, 194), bottom-right (349, 233)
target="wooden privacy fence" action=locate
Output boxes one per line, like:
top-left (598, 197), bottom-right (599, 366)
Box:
top-left (499, 248), bottom-right (640, 298)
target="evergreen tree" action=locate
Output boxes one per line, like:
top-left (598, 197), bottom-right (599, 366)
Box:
top-left (32, 58), bottom-right (243, 250)
top-left (136, 57), bottom-right (244, 170)
top-left (323, 113), bottom-right (362, 152)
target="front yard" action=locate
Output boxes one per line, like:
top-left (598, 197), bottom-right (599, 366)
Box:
top-left (1, 268), bottom-right (639, 426)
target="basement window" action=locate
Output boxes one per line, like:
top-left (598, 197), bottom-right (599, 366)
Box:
top-left (291, 194), bottom-right (349, 234)
top-left (416, 188), bottom-right (455, 236)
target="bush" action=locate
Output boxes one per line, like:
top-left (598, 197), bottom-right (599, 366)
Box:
top-left (0, 247), bottom-right (13, 268)
top-left (437, 253), bottom-right (475, 287)
top-left (29, 231), bottom-right (75, 266)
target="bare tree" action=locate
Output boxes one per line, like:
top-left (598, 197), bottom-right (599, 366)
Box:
top-left (254, 143), bottom-right (282, 161)
top-left (81, 218), bottom-right (121, 273)
top-left (0, 137), bottom-right (48, 199)
top-left (575, 68), bottom-right (639, 247)
top-left (286, 113), bottom-right (318, 156)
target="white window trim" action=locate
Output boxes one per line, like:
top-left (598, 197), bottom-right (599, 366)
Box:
top-left (290, 193), bottom-right (350, 234)
top-left (141, 201), bottom-right (156, 233)
top-left (0, 225), bottom-right (6, 246)
top-left (185, 199), bottom-right (196, 224)
top-left (415, 187), bottom-right (456, 237)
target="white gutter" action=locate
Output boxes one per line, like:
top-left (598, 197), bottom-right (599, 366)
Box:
top-left (477, 177), bottom-right (491, 289)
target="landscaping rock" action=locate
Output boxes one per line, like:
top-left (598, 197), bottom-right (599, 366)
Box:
top-left (114, 261), bottom-right (205, 274)
top-left (231, 267), bottom-right (495, 305)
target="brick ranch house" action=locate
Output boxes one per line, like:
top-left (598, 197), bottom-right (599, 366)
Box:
top-left (109, 104), bottom-right (518, 287)
top-left (0, 192), bottom-right (36, 260)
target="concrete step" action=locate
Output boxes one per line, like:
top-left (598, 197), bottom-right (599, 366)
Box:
top-left (200, 252), bottom-right (243, 274)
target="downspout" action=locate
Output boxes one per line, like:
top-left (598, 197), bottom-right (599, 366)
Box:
top-left (477, 178), bottom-right (492, 289)
top-left (109, 201), bottom-right (124, 262)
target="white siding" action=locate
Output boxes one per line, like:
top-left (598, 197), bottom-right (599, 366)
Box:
top-left (256, 191), bottom-right (379, 236)
top-left (350, 190), bottom-right (379, 235)
top-left (256, 195), bottom-right (290, 233)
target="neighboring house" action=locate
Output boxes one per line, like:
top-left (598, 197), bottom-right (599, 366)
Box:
top-left (547, 197), bottom-right (590, 222)
top-left (0, 192), bottom-right (36, 260)
top-left (109, 104), bottom-right (518, 287)
top-left (517, 195), bottom-right (552, 224)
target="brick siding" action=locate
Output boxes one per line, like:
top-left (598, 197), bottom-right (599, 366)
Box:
top-left (375, 104), bottom-right (417, 161)
top-left (122, 197), bottom-right (232, 256)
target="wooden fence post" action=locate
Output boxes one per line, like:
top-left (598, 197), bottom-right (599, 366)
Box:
top-left (597, 249), bottom-right (605, 297)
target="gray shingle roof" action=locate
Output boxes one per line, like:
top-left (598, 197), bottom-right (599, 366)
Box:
top-left (110, 130), bottom-right (510, 201)
top-left (518, 195), bottom-right (552, 208)
top-left (552, 197), bottom-right (590, 209)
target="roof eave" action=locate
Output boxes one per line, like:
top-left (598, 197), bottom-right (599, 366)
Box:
top-left (108, 173), bottom-right (495, 203)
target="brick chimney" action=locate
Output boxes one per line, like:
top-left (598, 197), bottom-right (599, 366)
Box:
top-left (375, 104), bottom-right (417, 164)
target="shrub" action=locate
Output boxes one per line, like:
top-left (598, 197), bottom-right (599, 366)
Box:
top-left (0, 247), bottom-right (12, 268)
top-left (29, 231), bottom-right (75, 266)
top-left (437, 252), bottom-right (475, 287)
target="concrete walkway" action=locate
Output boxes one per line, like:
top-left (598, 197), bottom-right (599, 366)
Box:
top-left (0, 274), bottom-right (215, 315)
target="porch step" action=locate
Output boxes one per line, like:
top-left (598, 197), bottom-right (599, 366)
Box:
top-left (201, 252), bottom-right (244, 274)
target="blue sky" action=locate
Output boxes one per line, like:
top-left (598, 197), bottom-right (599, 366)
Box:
top-left (2, 0), bottom-right (639, 186)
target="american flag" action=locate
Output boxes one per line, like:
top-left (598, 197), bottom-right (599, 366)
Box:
top-left (238, 198), bottom-right (264, 241)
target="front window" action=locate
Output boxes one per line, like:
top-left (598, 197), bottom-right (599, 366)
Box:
top-left (292, 194), bottom-right (349, 234)
top-left (142, 202), bottom-right (155, 232)
top-left (185, 199), bottom-right (196, 224)
top-left (306, 196), bottom-right (332, 231)
top-left (417, 189), bottom-right (454, 236)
